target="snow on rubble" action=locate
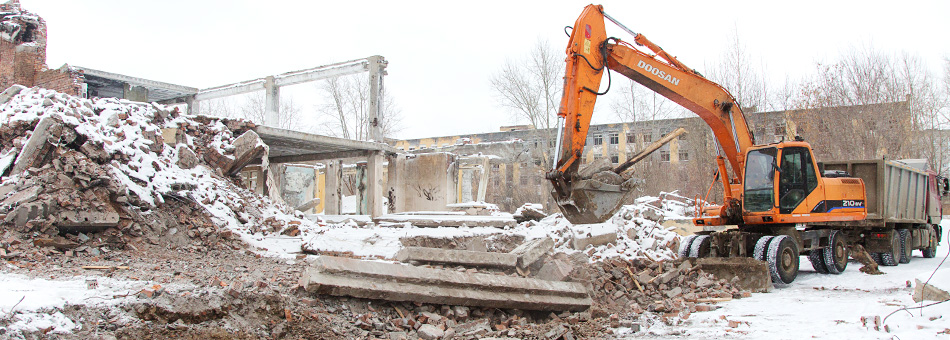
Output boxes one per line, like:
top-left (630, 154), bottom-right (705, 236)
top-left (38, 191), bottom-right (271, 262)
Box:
top-left (300, 200), bottom-right (683, 262)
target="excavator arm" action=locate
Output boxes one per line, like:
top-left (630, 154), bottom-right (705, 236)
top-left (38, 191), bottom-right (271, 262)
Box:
top-left (549, 4), bottom-right (754, 224)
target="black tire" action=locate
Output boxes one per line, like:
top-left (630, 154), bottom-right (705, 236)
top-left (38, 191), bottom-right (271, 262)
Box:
top-left (880, 230), bottom-right (900, 266)
top-left (871, 252), bottom-right (884, 265)
top-left (767, 235), bottom-right (799, 284)
top-left (809, 249), bottom-right (829, 274)
top-left (922, 225), bottom-right (938, 259)
top-left (823, 230), bottom-right (849, 274)
top-left (679, 235), bottom-right (698, 258)
top-left (898, 229), bottom-right (911, 264)
top-left (754, 236), bottom-right (774, 261)
top-left (689, 235), bottom-right (712, 258)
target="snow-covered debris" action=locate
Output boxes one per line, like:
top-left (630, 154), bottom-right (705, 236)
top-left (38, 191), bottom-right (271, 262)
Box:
top-left (0, 86), bottom-right (314, 257)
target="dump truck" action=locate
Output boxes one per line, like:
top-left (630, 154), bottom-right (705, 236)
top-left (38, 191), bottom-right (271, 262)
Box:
top-left (549, 4), bottom-right (947, 285)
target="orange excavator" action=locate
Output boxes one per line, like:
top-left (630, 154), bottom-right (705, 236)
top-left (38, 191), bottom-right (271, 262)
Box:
top-left (549, 5), bottom-right (943, 284)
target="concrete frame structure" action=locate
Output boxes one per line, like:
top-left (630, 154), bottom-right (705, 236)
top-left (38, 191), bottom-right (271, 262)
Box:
top-left (75, 66), bottom-right (199, 104)
top-left (254, 125), bottom-right (398, 217)
top-left (192, 55), bottom-right (388, 141)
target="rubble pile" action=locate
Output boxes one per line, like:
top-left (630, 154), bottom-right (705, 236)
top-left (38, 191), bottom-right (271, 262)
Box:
top-left (0, 85), bottom-right (297, 261)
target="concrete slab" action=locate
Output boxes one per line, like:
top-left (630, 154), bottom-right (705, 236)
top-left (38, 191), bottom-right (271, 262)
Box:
top-left (510, 237), bottom-right (554, 269)
top-left (913, 278), bottom-right (950, 302)
top-left (396, 247), bottom-right (517, 268)
top-left (374, 214), bottom-right (516, 228)
top-left (535, 258), bottom-right (573, 282)
top-left (300, 256), bottom-right (591, 311)
top-left (11, 116), bottom-right (61, 175)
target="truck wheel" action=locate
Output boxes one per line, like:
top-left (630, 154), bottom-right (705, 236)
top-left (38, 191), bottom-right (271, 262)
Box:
top-left (898, 229), bottom-right (911, 264)
top-left (871, 252), bottom-right (884, 265)
top-left (679, 235), bottom-right (698, 258)
top-left (823, 230), bottom-right (849, 274)
top-left (808, 249), bottom-right (829, 274)
top-left (754, 236), bottom-right (774, 261)
top-left (879, 230), bottom-right (900, 266)
top-left (767, 235), bottom-right (799, 284)
top-left (689, 235), bottom-right (711, 258)
top-left (922, 226), bottom-right (937, 258)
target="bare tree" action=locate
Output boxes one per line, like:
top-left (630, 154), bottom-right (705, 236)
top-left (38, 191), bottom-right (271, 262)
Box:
top-left (706, 27), bottom-right (769, 113)
top-left (794, 45), bottom-right (920, 161)
top-left (236, 93), bottom-right (306, 131)
top-left (317, 74), bottom-right (402, 140)
top-left (490, 39), bottom-right (562, 131)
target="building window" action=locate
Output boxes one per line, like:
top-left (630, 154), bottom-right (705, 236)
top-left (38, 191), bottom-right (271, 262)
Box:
top-left (643, 132), bottom-right (653, 143)
top-left (520, 176), bottom-right (529, 185)
top-left (679, 150), bottom-right (689, 162)
top-left (491, 164), bottom-right (500, 172)
top-left (610, 155), bottom-right (619, 164)
top-left (660, 151), bottom-right (671, 162)
top-left (593, 135), bottom-right (603, 145)
top-left (626, 133), bottom-right (635, 143)
top-left (408, 147), bottom-right (415, 151)
top-left (609, 132), bottom-right (619, 145)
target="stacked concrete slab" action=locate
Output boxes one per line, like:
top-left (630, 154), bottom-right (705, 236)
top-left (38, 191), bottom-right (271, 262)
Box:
top-left (300, 256), bottom-right (591, 311)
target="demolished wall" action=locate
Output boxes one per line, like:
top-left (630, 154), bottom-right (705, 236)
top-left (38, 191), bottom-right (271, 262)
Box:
top-left (0, 1), bottom-right (83, 96)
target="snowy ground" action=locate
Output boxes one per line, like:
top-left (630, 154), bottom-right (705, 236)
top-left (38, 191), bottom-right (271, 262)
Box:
top-left (628, 219), bottom-right (950, 339)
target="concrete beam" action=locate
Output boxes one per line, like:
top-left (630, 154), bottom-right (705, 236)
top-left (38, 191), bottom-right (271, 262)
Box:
top-left (396, 247), bottom-right (517, 268)
top-left (300, 256), bottom-right (591, 311)
top-left (274, 60), bottom-right (368, 87)
top-left (194, 79), bottom-right (266, 101)
top-left (264, 150), bottom-right (370, 164)
top-left (373, 214), bottom-right (517, 228)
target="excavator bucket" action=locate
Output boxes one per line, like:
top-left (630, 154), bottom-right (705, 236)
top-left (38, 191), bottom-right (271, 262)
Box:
top-left (555, 171), bottom-right (638, 224)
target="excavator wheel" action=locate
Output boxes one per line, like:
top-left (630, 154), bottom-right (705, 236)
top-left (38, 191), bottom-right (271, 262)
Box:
top-left (753, 236), bottom-right (774, 261)
top-left (689, 235), bottom-right (712, 258)
top-left (767, 235), bottom-right (799, 284)
top-left (679, 235), bottom-right (698, 258)
top-left (808, 249), bottom-right (829, 274)
top-left (822, 230), bottom-right (849, 274)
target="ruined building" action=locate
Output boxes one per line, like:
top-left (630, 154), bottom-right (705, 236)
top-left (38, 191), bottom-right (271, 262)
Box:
top-left (0, 0), bottom-right (84, 95)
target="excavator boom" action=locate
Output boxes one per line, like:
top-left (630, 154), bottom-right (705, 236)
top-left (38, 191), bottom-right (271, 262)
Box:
top-left (549, 4), bottom-right (754, 224)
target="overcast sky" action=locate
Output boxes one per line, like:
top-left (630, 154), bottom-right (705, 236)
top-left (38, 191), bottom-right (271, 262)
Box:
top-left (22, 0), bottom-right (950, 140)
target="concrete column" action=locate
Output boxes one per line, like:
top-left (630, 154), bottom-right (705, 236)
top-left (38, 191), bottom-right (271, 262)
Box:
top-left (460, 168), bottom-right (474, 203)
top-left (367, 151), bottom-right (384, 217)
top-left (264, 75), bottom-right (280, 127)
top-left (325, 160), bottom-right (342, 215)
top-left (185, 95), bottom-right (196, 114)
top-left (356, 162), bottom-right (368, 214)
top-left (367, 56), bottom-right (386, 142)
top-left (477, 158), bottom-right (489, 202)
top-left (123, 84), bottom-right (149, 102)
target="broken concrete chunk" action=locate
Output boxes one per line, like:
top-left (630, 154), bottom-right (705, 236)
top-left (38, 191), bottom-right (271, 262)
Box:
top-left (161, 128), bottom-right (179, 146)
top-left (665, 286), bottom-right (683, 298)
top-left (913, 278), bottom-right (950, 302)
top-left (5, 200), bottom-right (50, 227)
top-left (56, 207), bottom-right (120, 232)
top-left (0, 85), bottom-right (25, 106)
top-left (11, 115), bottom-right (62, 175)
top-left (536, 258), bottom-right (574, 282)
top-left (300, 256), bottom-right (591, 311)
top-left (227, 130), bottom-right (266, 176)
top-left (510, 237), bottom-right (554, 269)
top-left (454, 319), bottom-right (491, 337)
top-left (417, 324), bottom-right (444, 340)
top-left (0, 185), bottom-right (40, 207)
top-left (572, 231), bottom-right (617, 250)
top-left (176, 145), bottom-right (198, 169)
top-left (0, 148), bottom-right (17, 176)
